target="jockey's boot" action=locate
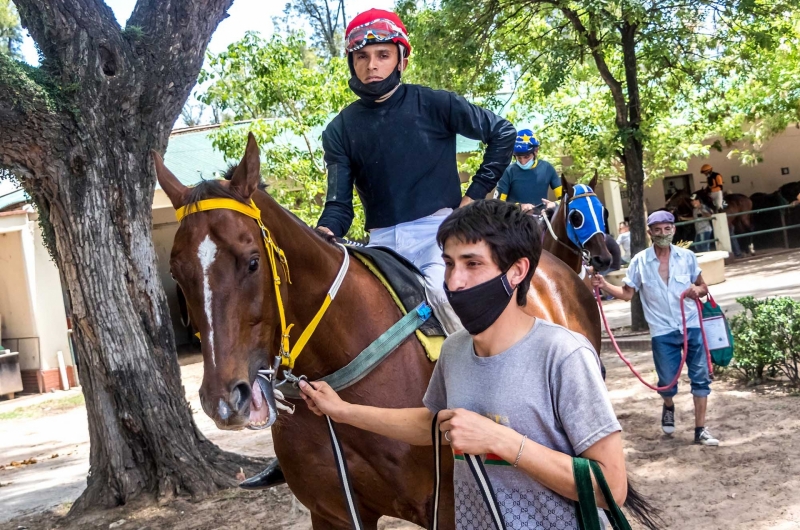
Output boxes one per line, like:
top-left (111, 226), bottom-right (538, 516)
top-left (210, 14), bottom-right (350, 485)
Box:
top-left (238, 459), bottom-right (286, 490)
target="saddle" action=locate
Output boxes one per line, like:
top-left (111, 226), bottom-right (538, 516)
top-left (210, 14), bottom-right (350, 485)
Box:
top-left (344, 245), bottom-right (445, 361)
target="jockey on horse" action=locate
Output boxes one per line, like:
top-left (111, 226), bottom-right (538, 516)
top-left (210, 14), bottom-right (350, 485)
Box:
top-left (240, 7), bottom-right (516, 490)
top-left (494, 129), bottom-right (562, 215)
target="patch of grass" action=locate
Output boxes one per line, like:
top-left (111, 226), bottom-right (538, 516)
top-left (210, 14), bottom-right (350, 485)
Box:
top-left (0, 393), bottom-right (85, 421)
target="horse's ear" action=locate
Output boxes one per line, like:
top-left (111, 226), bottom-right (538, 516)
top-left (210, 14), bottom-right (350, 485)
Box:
top-left (561, 173), bottom-right (574, 198)
top-left (230, 133), bottom-right (261, 199)
top-left (589, 169), bottom-right (598, 191)
top-left (152, 150), bottom-right (188, 210)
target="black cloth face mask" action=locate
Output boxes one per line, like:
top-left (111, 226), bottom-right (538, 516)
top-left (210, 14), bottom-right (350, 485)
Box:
top-left (347, 53), bottom-right (402, 103)
top-left (444, 273), bottom-right (515, 335)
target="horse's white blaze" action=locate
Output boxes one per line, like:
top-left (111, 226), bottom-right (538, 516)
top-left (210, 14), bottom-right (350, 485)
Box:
top-left (198, 235), bottom-right (218, 368)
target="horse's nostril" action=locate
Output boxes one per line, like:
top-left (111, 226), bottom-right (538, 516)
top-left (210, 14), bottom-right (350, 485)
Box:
top-left (230, 381), bottom-right (252, 415)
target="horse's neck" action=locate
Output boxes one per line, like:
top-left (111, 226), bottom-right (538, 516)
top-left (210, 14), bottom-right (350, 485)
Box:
top-left (547, 205), bottom-right (582, 274)
top-left (251, 191), bottom-right (397, 379)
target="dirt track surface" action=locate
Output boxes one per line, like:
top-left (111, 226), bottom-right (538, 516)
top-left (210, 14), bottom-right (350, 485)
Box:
top-left (3, 346), bottom-right (800, 529)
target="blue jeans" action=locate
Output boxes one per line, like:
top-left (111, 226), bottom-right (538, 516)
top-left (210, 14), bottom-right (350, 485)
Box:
top-left (651, 328), bottom-right (711, 398)
top-left (694, 230), bottom-right (713, 252)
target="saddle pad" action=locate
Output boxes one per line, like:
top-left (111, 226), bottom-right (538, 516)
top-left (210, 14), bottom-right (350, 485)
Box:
top-left (346, 245), bottom-right (444, 362)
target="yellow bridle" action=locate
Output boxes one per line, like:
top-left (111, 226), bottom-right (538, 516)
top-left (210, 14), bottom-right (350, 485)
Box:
top-left (176, 198), bottom-right (344, 369)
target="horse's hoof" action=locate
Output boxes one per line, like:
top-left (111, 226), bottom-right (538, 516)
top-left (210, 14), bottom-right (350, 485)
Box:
top-left (239, 459), bottom-right (286, 490)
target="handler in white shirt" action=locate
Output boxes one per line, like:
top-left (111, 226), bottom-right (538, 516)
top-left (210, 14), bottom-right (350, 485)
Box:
top-left (593, 211), bottom-right (719, 446)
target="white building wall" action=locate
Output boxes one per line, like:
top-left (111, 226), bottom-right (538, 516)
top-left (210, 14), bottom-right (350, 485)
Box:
top-left (0, 213), bottom-right (39, 370)
top-left (30, 214), bottom-right (72, 371)
top-left (613, 126), bottom-right (800, 218)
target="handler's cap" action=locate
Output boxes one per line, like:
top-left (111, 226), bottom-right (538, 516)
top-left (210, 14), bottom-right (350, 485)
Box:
top-left (647, 211), bottom-right (675, 226)
top-left (690, 193), bottom-right (698, 201)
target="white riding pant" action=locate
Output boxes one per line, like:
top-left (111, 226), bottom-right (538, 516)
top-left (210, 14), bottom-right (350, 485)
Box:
top-left (710, 190), bottom-right (724, 211)
top-left (368, 209), bottom-right (463, 335)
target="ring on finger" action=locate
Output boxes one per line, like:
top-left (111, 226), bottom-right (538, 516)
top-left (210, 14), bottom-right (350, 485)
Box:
top-left (444, 430), bottom-right (451, 442)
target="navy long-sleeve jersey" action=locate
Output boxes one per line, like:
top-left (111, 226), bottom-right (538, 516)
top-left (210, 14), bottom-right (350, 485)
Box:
top-left (317, 84), bottom-right (516, 236)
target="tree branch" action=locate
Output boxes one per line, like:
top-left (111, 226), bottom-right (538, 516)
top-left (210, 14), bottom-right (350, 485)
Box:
top-left (13, 0), bottom-right (123, 76)
top-left (128, 0), bottom-right (234, 142)
top-left (559, 6), bottom-right (628, 128)
top-left (0, 53), bottom-right (67, 180)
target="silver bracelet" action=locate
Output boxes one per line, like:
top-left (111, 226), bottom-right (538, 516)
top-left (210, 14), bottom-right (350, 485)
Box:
top-left (513, 435), bottom-right (527, 468)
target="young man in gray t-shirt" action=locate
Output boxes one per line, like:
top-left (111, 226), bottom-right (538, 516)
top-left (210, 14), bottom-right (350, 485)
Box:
top-left (300, 200), bottom-right (626, 529)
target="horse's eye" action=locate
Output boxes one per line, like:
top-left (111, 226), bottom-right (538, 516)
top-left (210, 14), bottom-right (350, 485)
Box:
top-left (248, 257), bottom-right (259, 273)
top-left (569, 210), bottom-right (585, 229)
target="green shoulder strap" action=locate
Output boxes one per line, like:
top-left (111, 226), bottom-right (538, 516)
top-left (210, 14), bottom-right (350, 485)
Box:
top-left (589, 460), bottom-right (633, 530)
top-left (572, 458), bottom-right (633, 530)
top-left (573, 457), bottom-right (601, 530)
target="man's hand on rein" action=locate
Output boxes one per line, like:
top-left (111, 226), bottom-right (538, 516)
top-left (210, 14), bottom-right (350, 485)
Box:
top-left (683, 285), bottom-right (707, 300)
top-left (300, 380), bottom-right (346, 420)
top-left (438, 408), bottom-right (513, 456)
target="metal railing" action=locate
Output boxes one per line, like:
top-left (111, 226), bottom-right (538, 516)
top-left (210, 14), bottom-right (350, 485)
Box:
top-left (673, 216), bottom-right (719, 250)
top-left (727, 203), bottom-right (800, 249)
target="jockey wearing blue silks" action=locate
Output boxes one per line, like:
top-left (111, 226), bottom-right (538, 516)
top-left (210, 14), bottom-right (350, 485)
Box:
top-left (494, 129), bottom-right (562, 212)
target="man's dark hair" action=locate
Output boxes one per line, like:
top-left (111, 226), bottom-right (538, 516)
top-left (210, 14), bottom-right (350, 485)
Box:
top-left (436, 200), bottom-right (542, 306)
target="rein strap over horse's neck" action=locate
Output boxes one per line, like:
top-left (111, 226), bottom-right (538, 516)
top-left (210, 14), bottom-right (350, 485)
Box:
top-left (175, 197), bottom-right (348, 369)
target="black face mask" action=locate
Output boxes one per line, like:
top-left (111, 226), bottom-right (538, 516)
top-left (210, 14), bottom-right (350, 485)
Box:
top-left (444, 273), bottom-right (515, 336)
top-left (347, 52), bottom-right (402, 103)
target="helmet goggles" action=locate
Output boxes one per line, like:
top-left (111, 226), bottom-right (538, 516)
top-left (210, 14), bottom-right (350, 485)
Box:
top-left (345, 18), bottom-right (410, 55)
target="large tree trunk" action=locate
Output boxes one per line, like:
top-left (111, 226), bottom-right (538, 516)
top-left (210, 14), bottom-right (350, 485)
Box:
top-left (0, 0), bottom-right (267, 513)
top-left (564, 9), bottom-right (650, 332)
top-left (620, 21), bottom-right (648, 332)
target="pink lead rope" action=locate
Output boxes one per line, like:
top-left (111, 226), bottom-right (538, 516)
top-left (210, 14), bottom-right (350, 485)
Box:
top-left (594, 286), bottom-right (714, 392)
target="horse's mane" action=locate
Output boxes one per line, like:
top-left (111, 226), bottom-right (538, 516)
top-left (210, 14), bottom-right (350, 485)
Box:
top-left (185, 179), bottom-right (249, 207)
top-left (188, 166), bottom-right (340, 247)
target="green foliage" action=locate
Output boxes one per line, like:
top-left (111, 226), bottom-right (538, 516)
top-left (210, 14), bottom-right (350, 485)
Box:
top-left (729, 296), bottom-right (800, 386)
top-left (396, 0), bottom-right (505, 104)
top-left (398, 0), bottom-right (798, 184)
top-left (705, 13), bottom-right (800, 163)
top-left (121, 25), bottom-right (145, 41)
top-left (199, 33), bottom-right (366, 238)
top-left (0, 0), bottom-right (22, 59)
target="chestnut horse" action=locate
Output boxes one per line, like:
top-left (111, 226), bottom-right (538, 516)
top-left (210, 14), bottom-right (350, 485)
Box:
top-left (155, 134), bottom-right (655, 529)
top-left (542, 172), bottom-right (612, 283)
top-left (666, 188), bottom-right (754, 255)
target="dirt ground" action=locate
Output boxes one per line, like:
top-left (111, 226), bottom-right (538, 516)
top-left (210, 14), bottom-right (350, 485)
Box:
top-left (3, 346), bottom-right (800, 530)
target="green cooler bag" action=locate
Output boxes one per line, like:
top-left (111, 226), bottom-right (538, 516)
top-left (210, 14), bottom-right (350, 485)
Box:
top-left (701, 294), bottom-right (734, 367)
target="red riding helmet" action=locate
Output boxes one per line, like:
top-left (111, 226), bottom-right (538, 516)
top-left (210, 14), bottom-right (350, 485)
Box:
top-left (345, 9), bottom-right (412, 57)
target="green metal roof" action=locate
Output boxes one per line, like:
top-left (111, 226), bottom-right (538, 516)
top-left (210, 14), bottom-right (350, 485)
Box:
top-left (163, 126), bottom-right (235, 186)
top-left (0, 188), bottom-right (28, 211)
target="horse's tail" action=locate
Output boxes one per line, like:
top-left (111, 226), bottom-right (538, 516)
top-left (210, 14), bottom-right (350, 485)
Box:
top-left (624, 478), bottom-right (663, 530)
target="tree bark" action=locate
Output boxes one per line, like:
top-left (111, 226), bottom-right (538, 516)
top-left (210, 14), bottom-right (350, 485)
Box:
top-left (620, 21), bottom-right (648, 332)
top-left (561, 8), bottom-right (649, 330)
top-left (0, 0), bottom-right (267, 513)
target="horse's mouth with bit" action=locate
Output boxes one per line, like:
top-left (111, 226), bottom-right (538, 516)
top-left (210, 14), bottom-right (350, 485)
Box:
top-left (247, 377), bottom-right (273, 430)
